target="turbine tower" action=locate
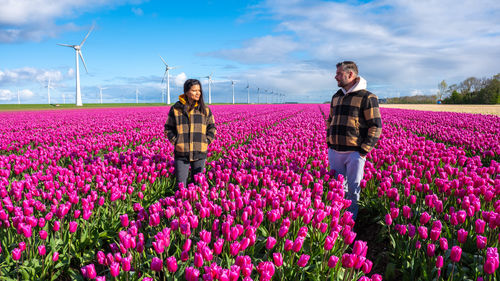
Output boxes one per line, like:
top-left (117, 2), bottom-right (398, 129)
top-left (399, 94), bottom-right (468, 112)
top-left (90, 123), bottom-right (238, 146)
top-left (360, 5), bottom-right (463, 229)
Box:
top-left (246, 82), bottom-right (250, 104)
top-left (160, 56), bottom-right (178, 104)
top-left (98, 86), bottom-right (107, 104)
top-left (45, 78), bottom-right (53, 104)
top-left (17, 89), bottom-right (20, 104)
top-left (136, 87), bottom-right (140, 104)
top-left (257, 87), bottom-right (260, 104)
top-left (58, 25), bottom-right (94, 106)
top-left (204, 73), bottom-right (214, 104)
top-left (231, 80), bottom-right (235, 104)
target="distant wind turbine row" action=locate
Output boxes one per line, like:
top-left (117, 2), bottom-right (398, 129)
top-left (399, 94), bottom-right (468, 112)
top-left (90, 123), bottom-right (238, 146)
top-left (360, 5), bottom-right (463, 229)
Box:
top-left (53, 24), bottom-right (286, 106)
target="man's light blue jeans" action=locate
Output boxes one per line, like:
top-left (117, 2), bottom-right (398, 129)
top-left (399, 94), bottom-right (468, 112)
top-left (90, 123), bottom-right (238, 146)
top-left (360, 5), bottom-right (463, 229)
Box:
top-left (328, 149), bottom-right (366, 220)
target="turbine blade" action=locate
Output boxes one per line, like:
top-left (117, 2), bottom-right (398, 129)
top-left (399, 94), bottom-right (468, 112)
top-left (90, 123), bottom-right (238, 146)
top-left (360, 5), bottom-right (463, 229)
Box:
top-left (80, 24), bottom-right (95, 47)
top-left (57, 43), bottom-right (74, 48)
top-left (78, 50), bottom-right (89, 73)
top-left (159, 55), bottom-right (168, 66)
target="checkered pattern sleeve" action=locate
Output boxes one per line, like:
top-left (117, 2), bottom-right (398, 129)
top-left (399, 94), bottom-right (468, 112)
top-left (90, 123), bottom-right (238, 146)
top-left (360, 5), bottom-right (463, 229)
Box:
top-left (206, 108), bottom-right (216, 144)
top-left (164, 107), bottom-right (178, 144)
top-left (360, 93), bottom-right (382, 155)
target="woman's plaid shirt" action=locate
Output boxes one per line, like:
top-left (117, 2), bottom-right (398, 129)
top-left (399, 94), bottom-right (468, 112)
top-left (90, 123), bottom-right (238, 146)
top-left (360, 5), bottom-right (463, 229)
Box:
top-left (165, 100), bottom-right (216, 161)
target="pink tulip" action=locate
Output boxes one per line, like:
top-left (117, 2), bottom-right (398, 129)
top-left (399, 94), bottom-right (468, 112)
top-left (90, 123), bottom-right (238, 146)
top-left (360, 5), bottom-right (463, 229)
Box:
top-left (81, 264), bottom-right (97, 279)
top-left (194, 252), bottom-right (203, 267)
top-left (477, 235), bottom-right (487, 249)
top-left (69, 221), bottom-right (78, 233)
top-left (273, 252), bottom-right (283, 267)
top-left (292, 237), bottom-right (305, 253)
top-left (385, 214), bottom-right (392, 226)
top-left (120, 214), bottom-right (129, 227)
top-left (297, 254), bottom-right (310, 267)
top-left (341, 253), bottom-right (356, 268)
top-left (19, 242), bottom-right (26, 251)
top-left (230, 241), bottom-right (240, 256)
top-left (457, 228), bottom-right (468, 244)
top-left (328, 255), bottom-right (339, 268)
top-left (185, 266), bottom-right (200, 281)
top-left (426, 243), bottom-right (435, 257)
top-left (110, 262), bottom-right (120, 277)
top-left (324, 235), bottom-right (336, 251)
top-left (418, 226), bottom-right (428, 240)
top-left (430, 228), bottom-right (441, 241)
top-left (475, 219), bottom-right (486, 234)
top-left (439, 238), bottom-right (448, 251)
top-left (150, 257), bottom-right (163, 272)
top-left (362, 259), bottom-right (373, 274)
top-left (38, 245), bottom-right (46, 256)
top-left (450, 246), bottom-right (462, 263)
top-left (166, 256), bottom-right (178, 273)
top-left (214, 238), bottom-right (224, 255)
top-left (52, 252), bottom-right (59, 262)
top-left (266, 236), bottom-right (277, 249)
top-left (436, 255), bottom-right (444, 268)
top-left (12, 248), bottom-right (21, 261)
top-left (420, 212), bottom-right (431, 224)
top-left (353, 240), bottom-right (368, 257)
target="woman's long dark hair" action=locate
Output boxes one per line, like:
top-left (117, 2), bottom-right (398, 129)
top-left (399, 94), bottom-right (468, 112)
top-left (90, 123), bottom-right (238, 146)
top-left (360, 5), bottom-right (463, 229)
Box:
top-left (183, 79), bottom-right (207, 115)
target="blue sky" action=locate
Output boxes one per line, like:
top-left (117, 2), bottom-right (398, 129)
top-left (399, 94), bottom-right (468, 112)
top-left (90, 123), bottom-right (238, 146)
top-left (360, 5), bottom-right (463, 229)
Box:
top-left (0, 0), bottom-right (499, 104)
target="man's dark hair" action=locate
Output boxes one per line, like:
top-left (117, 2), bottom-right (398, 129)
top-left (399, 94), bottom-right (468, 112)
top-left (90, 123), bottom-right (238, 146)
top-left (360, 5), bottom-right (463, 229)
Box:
top-left (336, 61), bottom-right (358, 75)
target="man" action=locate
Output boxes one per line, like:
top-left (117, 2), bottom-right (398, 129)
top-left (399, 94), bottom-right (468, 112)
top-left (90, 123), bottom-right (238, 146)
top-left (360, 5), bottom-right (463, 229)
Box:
top-left (327, 61), bottom-right (382, 220)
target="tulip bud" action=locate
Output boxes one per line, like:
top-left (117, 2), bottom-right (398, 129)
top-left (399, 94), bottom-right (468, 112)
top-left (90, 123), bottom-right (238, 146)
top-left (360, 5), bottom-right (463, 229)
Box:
top-left (38, 245), bottom-right (46, 256)
top-left (328, 255), bottom-right (339, 268)
top-left (52, 251), bottom-right (59, 262)
top-left (297, 254), bottom-right (310, 267)
top-left (450, 246), bottom-right (462, 263)
top-left (273, 252), bottom-right (283, 267)
top-left (166, 256), bottom-right (178, 273)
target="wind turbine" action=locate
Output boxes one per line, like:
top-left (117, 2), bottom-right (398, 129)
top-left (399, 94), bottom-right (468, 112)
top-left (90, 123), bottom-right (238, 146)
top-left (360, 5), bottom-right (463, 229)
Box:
top-left (246, 82), bottom-right (250, 104)
top-left (98, 86), bottom-right (107, 104)
top-left (17, 89), bottom-right (20, 104)
top-left (57, 24), bottom-right (94, 106)
top-left (257, 87), bottom-right (260, 104)
top-left (231, 80), bottom-right (235, 104)
top-left (204, 73), bottom-right (214, 104)
top-left (135, 87), bottom-right (140, 104)
top-left (45, 78), bottom-right (54, 104)
top-left (160, 56), bottom-right (178, 104)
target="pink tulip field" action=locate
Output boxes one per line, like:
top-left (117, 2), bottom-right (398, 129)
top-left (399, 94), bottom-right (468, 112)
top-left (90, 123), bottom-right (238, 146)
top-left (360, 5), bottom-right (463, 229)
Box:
top-left (0, 104), bottom-right (498, 280)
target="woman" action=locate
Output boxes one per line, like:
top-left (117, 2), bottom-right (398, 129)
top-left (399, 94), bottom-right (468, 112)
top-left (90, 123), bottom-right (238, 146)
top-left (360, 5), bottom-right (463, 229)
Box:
top-left (165, 79), bottom-right (216, 188)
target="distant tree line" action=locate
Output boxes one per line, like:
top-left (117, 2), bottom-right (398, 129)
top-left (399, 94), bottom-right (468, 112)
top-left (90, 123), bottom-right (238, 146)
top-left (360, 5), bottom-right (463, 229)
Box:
top-left (385, 95), bottom-right (437, 104)
top-left (440, 73), bottom-right (500, 104)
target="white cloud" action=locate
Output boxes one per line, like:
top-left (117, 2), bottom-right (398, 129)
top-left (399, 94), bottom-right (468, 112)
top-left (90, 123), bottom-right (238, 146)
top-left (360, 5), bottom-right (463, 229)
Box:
top-left (205, 35), bottom-right (300, 64)
top-left (174, 72), bottom-right (187, 87)
top-left (0, 89), bottom-right (13, 101)
top-left (0, 0), bottom-right (146, 42)
top-left (209, 0), bottom-right (500, 98)
top-left (131, 7), bottom-right (144, 16)
top-left (0, 67), bottom-right (66, 86)
top-left (410, 89), bottom-right (422, 96)
top-left (20, 89), bottom-right (34, 98)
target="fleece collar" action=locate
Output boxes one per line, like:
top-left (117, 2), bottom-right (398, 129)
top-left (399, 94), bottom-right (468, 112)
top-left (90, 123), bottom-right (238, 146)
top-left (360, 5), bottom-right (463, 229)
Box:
top-left (341, 76), bottom-right (367, 95)
top-left (179, 94), bottom-right (198, 107)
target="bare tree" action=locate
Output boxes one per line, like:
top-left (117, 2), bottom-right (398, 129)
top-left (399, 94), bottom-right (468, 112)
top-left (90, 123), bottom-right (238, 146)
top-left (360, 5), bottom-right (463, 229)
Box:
top-left (437, 80), bottom-right (447, 101)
